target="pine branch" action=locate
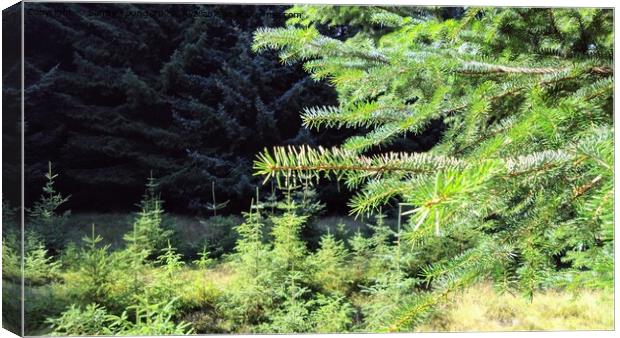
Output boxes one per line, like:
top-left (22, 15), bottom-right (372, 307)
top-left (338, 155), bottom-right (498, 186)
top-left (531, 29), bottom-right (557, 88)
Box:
top-left (504, 149), bottom-right (576, 178)
top-left (459, 61), bottom-right (568, 75)
top-left (254, 145), bottom-right (466, 184)
top-left (458, 61), bottom-right (612, 76)
top-left (348, 178), bottom-right (415, 216)
top-left (301, 103), bottom-right (411, 129)
top-left (572, 175), bottom-right (603, 199)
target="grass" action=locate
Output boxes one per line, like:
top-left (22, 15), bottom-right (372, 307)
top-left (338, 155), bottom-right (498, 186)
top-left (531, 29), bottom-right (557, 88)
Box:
top-left (417, 283), bottom-right (614, 332)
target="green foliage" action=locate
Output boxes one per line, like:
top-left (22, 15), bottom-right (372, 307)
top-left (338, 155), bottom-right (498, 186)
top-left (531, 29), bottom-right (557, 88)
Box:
top-left (16, 6), bottom-right (614, 335)
top-left (193, 246), bottom-right (214, 269)
top-left (231, 208), bottom-right (271, 280)
top-left (27, 162), bottom-right (70, 252)
top-left (270, 201), bottom-right (309, 275)
top-left (258, 273), bottom-right (312, 333)
top-left (146, 242), bottom-right (186, 306)
top-left (361, 274), bottom-right (418, 331)
top-left (2, 231), bottom-right (21, 282)
top-left (24, 3), bottom-right (338, 212)
top-left (48, 299), bottom-right (194, 336)
top-left (253, 6), bottom-right (613, 331)
top-left (307, 294), bottom-right (354, 333)
top-left (310, 232), bottom-right (349, 294)
top-left (23, 233), bottom-right (61, 286)
top-left (123, 176), bottom-right (173, 259)
top-left (47, 303), bottom-right (114, 336)
top-left (75, 224), bottom-right (114, 304)
top-left (223, 208), bottom-right (274, 327)
top-left (5, 227), bottom-right (62, 286)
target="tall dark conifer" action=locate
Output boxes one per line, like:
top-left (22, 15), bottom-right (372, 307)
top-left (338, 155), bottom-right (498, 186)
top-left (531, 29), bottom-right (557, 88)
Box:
top-left (23, 3), bottom-right (337, 212)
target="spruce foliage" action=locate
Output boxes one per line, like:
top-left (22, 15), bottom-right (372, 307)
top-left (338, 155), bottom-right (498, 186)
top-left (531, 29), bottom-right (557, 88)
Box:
top-left (27, 162), bottom-right (70, 253)
top-left (23, 3), bottom-right (338, 212)
top-left (75, 224), bottom-right (113, 304)
top-left (253, 6), bottom-right (613, 330)
top-left (123, 175), bottom-right (172, 258)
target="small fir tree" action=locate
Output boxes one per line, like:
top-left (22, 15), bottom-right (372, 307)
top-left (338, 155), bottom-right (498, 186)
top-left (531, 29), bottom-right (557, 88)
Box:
top-left (123, 175), bottom-right (172, 258)
top-left (77, 224), bottom-right (113, 305)
top-left (27, 162), bottom-right (70, 253)
top-left (310, 232), bottom-right (349, 294)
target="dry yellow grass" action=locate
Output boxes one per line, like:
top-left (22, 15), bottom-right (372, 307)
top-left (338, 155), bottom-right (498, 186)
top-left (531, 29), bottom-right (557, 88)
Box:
top-left (417, 283), bottom-right (614, 332)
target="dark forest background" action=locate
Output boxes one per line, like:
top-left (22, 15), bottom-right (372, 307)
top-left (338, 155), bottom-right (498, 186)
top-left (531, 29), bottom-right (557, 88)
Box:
top-left (19, 3), bottom-right (442, 215)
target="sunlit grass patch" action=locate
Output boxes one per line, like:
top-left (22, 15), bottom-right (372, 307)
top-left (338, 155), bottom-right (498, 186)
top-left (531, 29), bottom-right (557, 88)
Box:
top-left (417, 283), bottom-right (614, 332)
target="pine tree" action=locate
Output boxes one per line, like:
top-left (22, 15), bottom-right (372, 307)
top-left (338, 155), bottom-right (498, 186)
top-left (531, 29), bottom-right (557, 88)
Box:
top-left (253, 6), bottom-right (613, 331)
top-left (23, 233), bottom-right (61, 286)
top-left (310, 231), bottom-right (349, 294)
top-left (76, 224), bottom-right (113, 305)
top-left (270, 199), bottom-right (309, 276)
top-left (307, 294), bottom-right (353, 333)
top-left (192, 246), bottom-right (214, 269)
top-left (225, 205), bottom-right (273, 327)
top-left (146, 241), bottom-right (186, 307)
top-left (123, 175), bottom-right (172, 258)
top-left (27, 162), bottom-right (70, 253)
top-left (232, 205), bottom-right (270, 281)
top-left (48, 299), bottom-right (194, 336)
top-left (258, 272), bottom-right (312, 333)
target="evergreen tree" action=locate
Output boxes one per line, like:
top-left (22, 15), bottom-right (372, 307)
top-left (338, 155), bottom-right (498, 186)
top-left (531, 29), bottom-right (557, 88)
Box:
top-left (307, 294), bottom-right (353, 333)
top-left (123, 175), bottom-right (172, 258)
top-left (225, 206), bottom-right (273, 327)
top-left (27, 162), bottom-right (70, 253)
top-left (310, 232), bottom-right (349, 294)
top-left (258, 272), bottom-right (312, 333)
top-left (23, 2), bottom-right (338, 212)
top-left (253, 6), bottom-right (613, 331)
top-left (192, 246), bottom-right (214, 269)
top-left (76, 224), bottom-right (113, 305)
top-left (147, 241), bottom-right (186, 307)
top-left (48, 299), bottom-right (194, 336)
top-left (270, 200), bottom-right (309, 276)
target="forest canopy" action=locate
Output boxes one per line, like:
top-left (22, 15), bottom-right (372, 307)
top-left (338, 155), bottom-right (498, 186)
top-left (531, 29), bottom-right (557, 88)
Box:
top-left (20, 3), bottom-right (341, 213)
